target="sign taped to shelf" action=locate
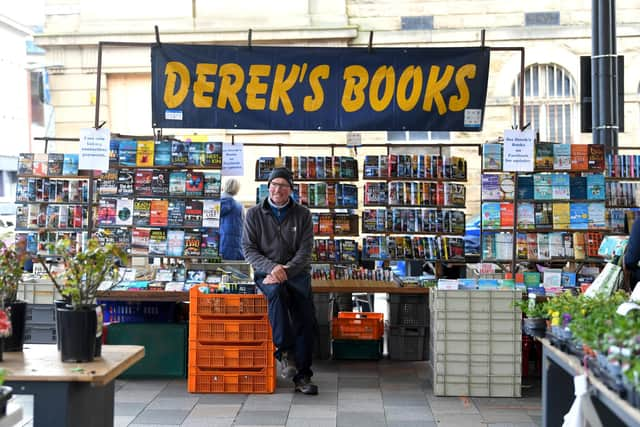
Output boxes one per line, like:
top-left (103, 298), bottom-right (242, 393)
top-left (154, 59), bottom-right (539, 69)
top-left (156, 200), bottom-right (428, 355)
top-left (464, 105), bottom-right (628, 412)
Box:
top-left (503, 129), bottom-right (534, 172)
top-left (222, 142), bottom-right (244, 176)
top-left (151, 44), bottom-right (490, 131)
top-left (79, 127), bottom-right (110, 171)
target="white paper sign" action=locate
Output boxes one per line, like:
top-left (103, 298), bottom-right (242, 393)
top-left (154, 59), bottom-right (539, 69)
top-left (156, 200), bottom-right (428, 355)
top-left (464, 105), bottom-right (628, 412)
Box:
top-left (79, 127), bottom-right (110, 171)
top-left (346, 132), bottom-right (362, 147)
top-left (503, 129), bottom-right (534, 172)
top-left (222, 143), bottom-right (244, 176)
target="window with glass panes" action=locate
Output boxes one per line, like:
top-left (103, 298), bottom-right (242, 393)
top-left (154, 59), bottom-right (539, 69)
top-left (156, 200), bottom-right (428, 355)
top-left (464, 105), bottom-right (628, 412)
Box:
top-left (387, 131), bottom-right (450, 142)
top-left (511, 64), bottom-right (577, 143)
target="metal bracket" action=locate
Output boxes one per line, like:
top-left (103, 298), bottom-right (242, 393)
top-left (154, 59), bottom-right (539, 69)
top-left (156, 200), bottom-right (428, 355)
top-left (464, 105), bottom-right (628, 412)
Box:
top-left (368, 31), bottom-right (374, 53)
top-left (154, 25), bottom-right (161, 45)
top-left (248, 28), bottom-right (252, 48)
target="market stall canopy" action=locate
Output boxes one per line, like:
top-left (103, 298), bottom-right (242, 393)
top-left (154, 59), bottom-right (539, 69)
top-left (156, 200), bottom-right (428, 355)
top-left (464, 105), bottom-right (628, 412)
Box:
top-left (151, 44), bottom-right (490, 132)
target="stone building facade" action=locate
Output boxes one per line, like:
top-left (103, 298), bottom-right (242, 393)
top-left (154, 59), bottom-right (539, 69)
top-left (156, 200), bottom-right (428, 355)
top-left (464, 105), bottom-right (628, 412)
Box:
top-left (35, 0), bottom-right (640, 213)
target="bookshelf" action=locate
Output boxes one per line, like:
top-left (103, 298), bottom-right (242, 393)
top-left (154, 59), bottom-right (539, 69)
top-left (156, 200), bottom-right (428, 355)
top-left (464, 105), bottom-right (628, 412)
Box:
top-left (480, 141), bottom-right (608, 289)
top-left (359, 149), bottom-right (467, 275)
top-left (15, 152), bottom-right (91, 255)
top-left (255, 155), bottom-right (360, 270)
top-left (94, 137), bottom-right (223, 265)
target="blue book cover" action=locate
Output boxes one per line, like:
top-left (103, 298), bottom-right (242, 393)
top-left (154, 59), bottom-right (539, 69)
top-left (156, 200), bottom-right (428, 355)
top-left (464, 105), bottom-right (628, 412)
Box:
top-left (62, 154), bottom-right (79, 176)
top-left (561, 272), bottom-right (577, 287)
top-left (551, 173), bottom-right (570, 186)
top-left (586, 174), bottom-right (605, 200)
top-left (154, 140), bottom-right (172, 166)
top-left (482, 143), bottom-right (502, 171)
top-left (570, 176), bottom-right (587, 199)
top-left (517, 175), bottom-right (534, 199)
top-left (587, 203), bottom-right (606, 228)
top-left (553, 144), bottom-right (572, 170)
top-left (569, 203), bottom-right (589, 229)
top-left (533, 184), bottom-right (553, 200)
top-left (118, 139), bottom-right (138, 167)
top-left (481, 174), bottom-right (501, 200)
top-left (481, 202), bottom-right (501, 229)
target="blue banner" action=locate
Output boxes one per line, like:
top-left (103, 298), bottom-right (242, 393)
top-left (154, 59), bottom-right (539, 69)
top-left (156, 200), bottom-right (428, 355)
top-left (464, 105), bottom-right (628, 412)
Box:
top-left (151, 44), bottom-right (490, 131)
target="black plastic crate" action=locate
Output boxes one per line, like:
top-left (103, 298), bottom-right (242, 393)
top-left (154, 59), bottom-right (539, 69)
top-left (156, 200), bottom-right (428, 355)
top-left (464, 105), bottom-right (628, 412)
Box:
top-left (24, 323), bottom-right (57, 344)
top-left (332, 339), bottom-right (382, 360)
top-left (388, 326), bottom-right (427, 361)
top-left (26, 304), bottom-right (56, 325)
top-left (388, 294), bottom-right (429, 326)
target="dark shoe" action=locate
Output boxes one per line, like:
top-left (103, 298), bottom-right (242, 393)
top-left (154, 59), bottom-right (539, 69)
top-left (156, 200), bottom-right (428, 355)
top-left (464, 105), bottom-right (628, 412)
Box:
top-left (276, 351), bottom-right (297, 380)
top-left (294, 377), bottom-right (318, 395)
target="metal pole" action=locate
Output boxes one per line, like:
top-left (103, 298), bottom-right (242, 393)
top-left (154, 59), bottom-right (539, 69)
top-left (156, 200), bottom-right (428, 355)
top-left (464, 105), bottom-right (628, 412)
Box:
top-left (592, 0), bottom-right (618, 149)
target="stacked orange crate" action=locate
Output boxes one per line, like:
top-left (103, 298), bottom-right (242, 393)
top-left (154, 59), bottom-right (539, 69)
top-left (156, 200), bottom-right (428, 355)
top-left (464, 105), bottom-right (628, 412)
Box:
top-left (188, 286), bottom-right (276, 393)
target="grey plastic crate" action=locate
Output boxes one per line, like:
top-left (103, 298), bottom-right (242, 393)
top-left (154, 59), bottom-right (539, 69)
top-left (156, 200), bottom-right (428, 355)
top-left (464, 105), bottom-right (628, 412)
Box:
top-left (24, 323), bottom-right (57, 344)
top-left (26, 304), bottom-right (56, 325)
top-left (389, 294), bottom-right (429, 326)
top-left (388, 326), bottom-right (427, 360)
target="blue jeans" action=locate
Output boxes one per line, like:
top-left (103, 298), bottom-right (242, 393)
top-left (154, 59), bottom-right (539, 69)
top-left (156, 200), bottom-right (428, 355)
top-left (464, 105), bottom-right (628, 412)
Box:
top-left (256, 272), bottom-right (315, 381)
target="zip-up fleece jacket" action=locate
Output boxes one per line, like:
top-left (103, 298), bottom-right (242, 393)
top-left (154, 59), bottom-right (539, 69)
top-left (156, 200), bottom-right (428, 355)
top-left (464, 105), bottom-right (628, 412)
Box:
top-left (242, 197), bottom-right (313, 278)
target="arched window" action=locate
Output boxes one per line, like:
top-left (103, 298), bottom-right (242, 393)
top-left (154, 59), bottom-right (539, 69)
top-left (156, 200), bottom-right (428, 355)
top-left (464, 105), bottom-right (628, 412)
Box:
top-left (511, 64), bottom-right (577, 143)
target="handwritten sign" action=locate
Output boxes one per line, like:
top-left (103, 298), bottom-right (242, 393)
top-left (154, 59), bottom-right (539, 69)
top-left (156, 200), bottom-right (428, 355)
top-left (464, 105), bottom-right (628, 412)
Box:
top-left (222, 143), bottom-right (244, 176)
top-left (503, 129), bottom-right (534, 172)
top-left (79, 127), bottom-right (110, 171)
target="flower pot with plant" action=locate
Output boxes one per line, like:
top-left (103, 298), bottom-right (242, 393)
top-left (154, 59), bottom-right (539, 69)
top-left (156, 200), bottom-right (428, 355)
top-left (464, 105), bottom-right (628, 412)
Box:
top-left (39, 237), bottom-right (125, 362)
top-left (0, 241), bottom-right (28, 352)
top-left (514, 293), bottom-right (549, 337)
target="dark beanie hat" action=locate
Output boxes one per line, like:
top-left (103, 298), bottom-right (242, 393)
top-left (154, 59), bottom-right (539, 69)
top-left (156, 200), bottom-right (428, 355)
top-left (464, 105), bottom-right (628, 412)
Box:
top-left (268, 167), bottom-right (294, 189)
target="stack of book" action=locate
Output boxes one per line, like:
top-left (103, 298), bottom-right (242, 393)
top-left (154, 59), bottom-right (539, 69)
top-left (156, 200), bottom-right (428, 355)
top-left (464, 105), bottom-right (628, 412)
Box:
top-left (256, 156), bottom-right (358, 180)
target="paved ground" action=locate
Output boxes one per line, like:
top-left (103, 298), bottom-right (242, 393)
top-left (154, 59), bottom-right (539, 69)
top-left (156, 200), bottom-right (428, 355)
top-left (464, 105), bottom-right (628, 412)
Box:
top-left (10, 359), bottom-right (542, 426)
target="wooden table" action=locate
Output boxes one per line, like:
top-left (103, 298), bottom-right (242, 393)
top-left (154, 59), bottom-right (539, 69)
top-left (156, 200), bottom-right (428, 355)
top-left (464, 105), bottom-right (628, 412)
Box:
top-left (97, 281), bottom-right (430, 301)
top-left (539, 338), bottom-right (640, 427)
top-left (3, 344), bottom-right (144, 427)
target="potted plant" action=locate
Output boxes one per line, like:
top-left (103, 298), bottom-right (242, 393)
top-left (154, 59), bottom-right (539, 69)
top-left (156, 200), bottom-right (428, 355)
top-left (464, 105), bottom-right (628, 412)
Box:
top-left (514, 294), bottom-right (549, 337)
top-left (39, 237), bottom-right (126, 362)
top-left (0, 241), bottom-right (28, 352)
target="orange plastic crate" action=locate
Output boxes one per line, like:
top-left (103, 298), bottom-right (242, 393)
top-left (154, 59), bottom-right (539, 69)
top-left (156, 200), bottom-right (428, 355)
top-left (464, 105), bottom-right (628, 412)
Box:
top-left (332, 312), bottom-right (384, 340)
top-left (190, 286), bottom-right (268, 316)
top-left (189, 341), bottom-right (275, 369)
top-left (191, 319), bottom-right (271, 342)
top-left (188, 366), bottom-right (276, 394)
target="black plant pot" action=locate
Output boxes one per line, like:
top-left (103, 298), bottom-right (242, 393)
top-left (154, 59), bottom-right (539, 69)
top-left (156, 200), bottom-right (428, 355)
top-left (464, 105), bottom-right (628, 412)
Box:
top-left (522, 317), bottom-right (546, 338)
top-left (57, 306), bottom-right (97, 363)
top-left (3, 301), bottom-right (27, 352)
top-left (54, 299), bottom-right (72, 351)
top-left (0, 385), bottom-right (12, 416)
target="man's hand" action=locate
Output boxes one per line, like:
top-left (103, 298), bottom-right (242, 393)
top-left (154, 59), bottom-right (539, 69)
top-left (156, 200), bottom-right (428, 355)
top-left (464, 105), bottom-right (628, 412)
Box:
top-left (263, 274), bottom-right (279, 284)
top-left (270, 264), bottom-right (288, 283)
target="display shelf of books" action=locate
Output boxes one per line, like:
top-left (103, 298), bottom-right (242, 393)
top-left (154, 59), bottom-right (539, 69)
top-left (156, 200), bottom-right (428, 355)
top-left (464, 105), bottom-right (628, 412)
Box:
top-left (94, 137), bottom-right (224, 264)
top-left (14, 152), bottom-right (90, 255)
top-left (480, 142), bottom-right (608, 290)
top-left (360, 153), bottom-right (467, 267)
top-left (604, 153), bottom-right (640, 235)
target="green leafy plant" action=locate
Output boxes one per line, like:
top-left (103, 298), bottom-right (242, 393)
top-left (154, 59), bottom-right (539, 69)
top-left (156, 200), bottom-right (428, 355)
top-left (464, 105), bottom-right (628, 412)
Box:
top-left (38, 238), bottom-right (126, 309)
top-left (513, 297), bottom-right (549, 319)
top-left (0, 241), bottom-right (27, 305)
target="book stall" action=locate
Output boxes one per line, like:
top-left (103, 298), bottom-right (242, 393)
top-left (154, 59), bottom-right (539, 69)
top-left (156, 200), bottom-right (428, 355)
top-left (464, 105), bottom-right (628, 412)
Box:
top-left (9, 35), bottom-right (640, 427)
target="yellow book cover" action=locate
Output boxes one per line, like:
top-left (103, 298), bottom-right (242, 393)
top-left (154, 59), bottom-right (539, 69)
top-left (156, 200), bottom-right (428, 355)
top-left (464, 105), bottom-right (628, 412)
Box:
top-left (552, 202), bottom-right (570, 230)
top-left (136, 140), bottom-right (155, 167)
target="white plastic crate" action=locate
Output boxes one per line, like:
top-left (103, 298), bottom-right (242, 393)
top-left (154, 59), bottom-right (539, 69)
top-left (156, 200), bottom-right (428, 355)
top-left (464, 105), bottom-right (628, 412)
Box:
top-left (430, 333), bottom-right (521, 356)
top-left (431, 370), bottom-right (522, 397)
top-left (429, 313), bottom-right (520, 335)
top-left (18, 281), bottom-right (63, 304)
top-left (431, 352), bottom-right (521, 377)
top-left (429, 289), bottom-right (523, 314)
top-left (429, 289), bottom-right (522, 397)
